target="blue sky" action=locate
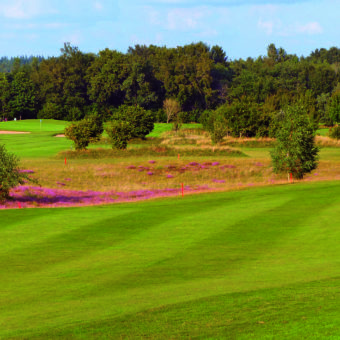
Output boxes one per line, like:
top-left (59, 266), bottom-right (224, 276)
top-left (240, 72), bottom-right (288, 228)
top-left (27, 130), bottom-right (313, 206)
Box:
top-left (0, 0), bottom-right (339, 59)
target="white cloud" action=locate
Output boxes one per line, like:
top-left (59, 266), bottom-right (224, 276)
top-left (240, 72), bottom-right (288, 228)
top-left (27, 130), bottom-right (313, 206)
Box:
top-left (94, 1), bottom-right (104, 11)
top-left (145, 6), bottom-right (161, 25)
top-left (0, 0), bottom-right (56, 19)
top-left (296, 21), bottom-right (323, 34)
top-left (258, 18), bottom-right (323, 37)
top-left (144, 0), bottom-right (316, 7)
top-left (1, 0), bottom-right (38, 19)
top-left (166, 7), bottom-right (206, 30)
top-left (60, 31), bottom-right (82, 45)
top-left (44, 22), bottom-right (66, 29)
top-left (197, 28), bottom-right (218, 38)
top-left (258, 19), bottom-right (274, 34)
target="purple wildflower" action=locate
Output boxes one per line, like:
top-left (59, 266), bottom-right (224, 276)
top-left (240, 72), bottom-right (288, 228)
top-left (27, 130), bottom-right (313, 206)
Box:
top-left (148, 160), bottom-right (156, 164)
top-left (19, 169), bottom-right (34, 173)
top-left (166, 174), bottom-right (174, 178)
top-left (127, 165), bottom-right (136, 169)
top-left (212, 179), bottom-right (226, 183)
top-left (212, 162), bottom-right (220, 166)
top-left (147, 172), bottom-right (154, 176)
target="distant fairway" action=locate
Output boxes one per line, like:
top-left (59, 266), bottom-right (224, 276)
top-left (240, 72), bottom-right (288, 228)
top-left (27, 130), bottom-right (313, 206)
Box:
top-left (0, 120), bottom-right (202, 159)
top-left (0, 119), bottom-right (71, 158)
top-left (0, 181), bottom-right (339, 338)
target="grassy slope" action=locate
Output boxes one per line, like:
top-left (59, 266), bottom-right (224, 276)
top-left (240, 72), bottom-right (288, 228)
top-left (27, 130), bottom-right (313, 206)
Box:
top-left (0, 181), bottom-right (339, 339)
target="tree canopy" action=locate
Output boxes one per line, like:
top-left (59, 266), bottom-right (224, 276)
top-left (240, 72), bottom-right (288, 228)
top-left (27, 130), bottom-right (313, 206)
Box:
top-left (0, 42), bottom-right (339, 128)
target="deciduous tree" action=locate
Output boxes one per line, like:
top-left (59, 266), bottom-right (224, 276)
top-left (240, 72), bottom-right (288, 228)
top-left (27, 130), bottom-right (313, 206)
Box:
top-left (271, 105), bottom-right (319, 179)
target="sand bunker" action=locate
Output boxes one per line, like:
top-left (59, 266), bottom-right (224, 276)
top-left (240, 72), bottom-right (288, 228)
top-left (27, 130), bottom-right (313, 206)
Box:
top-left (0, 131), bottom-right (30, 134)
top-left (54, 134), bottom-right (65, 137)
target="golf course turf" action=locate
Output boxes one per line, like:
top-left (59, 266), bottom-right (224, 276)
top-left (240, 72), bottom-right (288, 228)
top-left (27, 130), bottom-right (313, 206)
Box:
top-left (1, 119), bottom-right (340, 338)
top-left (0, 181), bottom-right (339, 338)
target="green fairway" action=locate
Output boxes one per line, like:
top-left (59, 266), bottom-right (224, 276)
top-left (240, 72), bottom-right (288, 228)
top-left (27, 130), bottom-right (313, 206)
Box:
top-left (0, 119), bottom-right (68, 133)
top-left (0, 119), bottom-right (71, 158)
top-left (0, 120), bottom-right (202, 159)
top-left (1, 181), bottom-right (339, 338)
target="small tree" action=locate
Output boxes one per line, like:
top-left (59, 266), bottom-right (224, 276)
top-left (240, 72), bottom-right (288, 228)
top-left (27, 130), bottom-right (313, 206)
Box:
top-left (64, 114), bottom-right (103, 150)
top-left (0, 144), bottom-right (36, 202)
top-left (200, 109), bottom-right (228, 144)
top-left (163, 98), bottom-right (181, 124)
top-left (271, 105), bottom-right (319, 179)
top-left (105, 120), bottom-right (133, 149)
top-left (112, 105), bottom-right (154, 139)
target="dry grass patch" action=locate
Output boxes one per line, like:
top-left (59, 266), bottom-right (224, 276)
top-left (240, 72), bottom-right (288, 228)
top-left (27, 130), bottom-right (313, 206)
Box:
top-left (316, 136), bottom-right (340, 147)
top-left (20, 157), bottom-right (281, 194)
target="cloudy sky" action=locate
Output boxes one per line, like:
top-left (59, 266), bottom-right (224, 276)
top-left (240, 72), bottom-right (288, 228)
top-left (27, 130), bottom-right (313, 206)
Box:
top-left (0, 0), bottom-right (339, 59)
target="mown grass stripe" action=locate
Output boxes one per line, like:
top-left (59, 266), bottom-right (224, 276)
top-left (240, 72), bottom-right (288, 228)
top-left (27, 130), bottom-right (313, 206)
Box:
top-left (0, 181), bottom-right (340, 338)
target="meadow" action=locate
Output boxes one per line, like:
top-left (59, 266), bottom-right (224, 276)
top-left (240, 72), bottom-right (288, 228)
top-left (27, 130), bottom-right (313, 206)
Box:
top-left (0, 119), bottom-right (340, 338)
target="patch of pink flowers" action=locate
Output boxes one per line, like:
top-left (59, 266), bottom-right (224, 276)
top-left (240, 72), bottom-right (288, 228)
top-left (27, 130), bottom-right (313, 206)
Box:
top-left (19, 169), bottom-right (34, 173)
top-left (0, 184), bottom-right (211, 209)
top-left (212, 179), bottom-right (226, 183)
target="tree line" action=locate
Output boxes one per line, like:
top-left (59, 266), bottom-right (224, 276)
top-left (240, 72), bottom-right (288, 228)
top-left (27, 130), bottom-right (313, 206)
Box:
top-left (1, 42), bottom-right (340, 136)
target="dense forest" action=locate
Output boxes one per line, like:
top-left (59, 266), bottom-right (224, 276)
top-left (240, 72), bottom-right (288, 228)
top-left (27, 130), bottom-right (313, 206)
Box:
top-left (1, 42), bottom-right (340, 137)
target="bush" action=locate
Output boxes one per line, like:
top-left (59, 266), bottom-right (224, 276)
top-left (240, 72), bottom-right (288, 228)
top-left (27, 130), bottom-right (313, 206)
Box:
top-left (172, 114), bottom-right (183, 133)
top-left (65, 107), bottom-right (84, 121)
top-left (217, 100), bottom-right (269, 137)
top-left (271, 105), bottom-right (319, 179)
top-left (329, 126), bottom-right (340, 139)
top-left (105, 120), bottom-right (133, 149)
top-left (112, 105), bottom-right (155, 139)
top-left (200, 110), bottom-right (228, 144)
top-left (0, 144), bottom-right (36, 202)
top-left (64, 114), bottom-right (103, 150)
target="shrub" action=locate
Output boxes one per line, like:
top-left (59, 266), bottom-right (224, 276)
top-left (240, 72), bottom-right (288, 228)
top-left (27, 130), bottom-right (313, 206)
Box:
top-left (200, 110), bottom-right (228, 144)
top-left (86, 113), bottom-right (104, 139)
top-left (0, 144), bottom-right (36, 202)
top-left (172, 114), bottom-right (183, 133)
top-left (329, 126), bottom-right (340, 139)
top-left (271, 105), bottom-right (319, 179)
top-left (65, 107), bottom-right (84, 121)
top-left (64, 114), bottom-right (103, 150)
top-left (112, 105), bottom-right (155, 139)
top-left (105, 120), bottom-right (133, 149)
top-left (217, 100), bottom-right (269, 137)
